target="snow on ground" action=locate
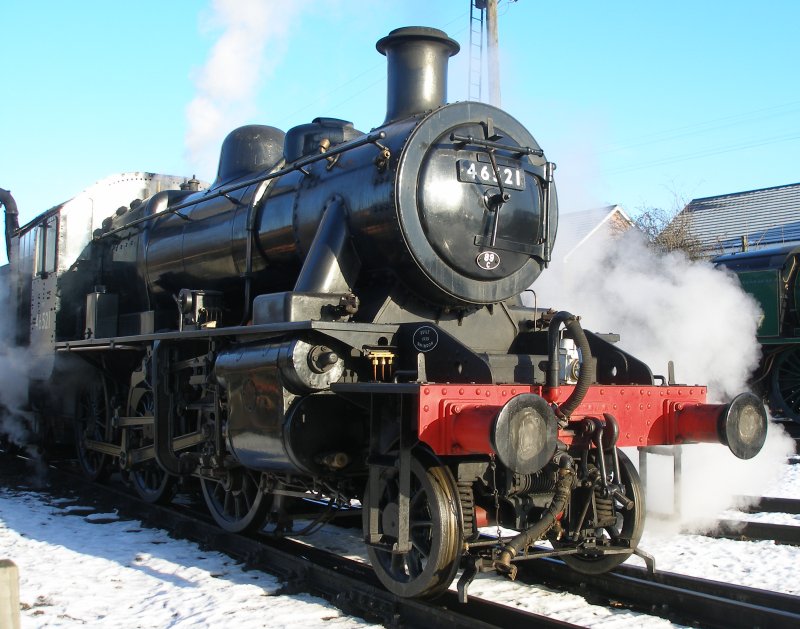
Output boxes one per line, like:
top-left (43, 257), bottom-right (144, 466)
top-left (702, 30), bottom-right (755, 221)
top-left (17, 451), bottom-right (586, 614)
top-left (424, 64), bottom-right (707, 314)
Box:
top-left (0, 489), bottom-right (373, 628)
top-left (0, 455), bottom-right (798, 628)
top-left (628, 453), bottom-right (800, 596)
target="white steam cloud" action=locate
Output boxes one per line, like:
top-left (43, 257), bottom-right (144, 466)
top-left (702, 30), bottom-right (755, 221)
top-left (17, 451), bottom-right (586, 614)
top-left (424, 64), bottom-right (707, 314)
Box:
top-left (535, 223), bottom-right (795, 529)
top-left (0, 346), bottom-right (35, 446)
top-left (0, 271), bottom-right (43, 476)
top-left (185, 0), bottom-right (312, 179)
top-left (0, 272), bottom-right (27, 444)
top-left (538, 227), bottom-right (762, 400)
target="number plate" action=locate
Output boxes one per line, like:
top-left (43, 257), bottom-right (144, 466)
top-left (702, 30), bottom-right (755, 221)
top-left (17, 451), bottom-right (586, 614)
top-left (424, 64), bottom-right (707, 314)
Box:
top-left (457, 159), bottom-right (526, 190)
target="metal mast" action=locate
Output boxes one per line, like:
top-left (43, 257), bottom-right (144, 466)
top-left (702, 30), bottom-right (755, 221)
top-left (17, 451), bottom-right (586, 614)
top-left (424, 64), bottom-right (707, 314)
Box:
top-left (468, 0), bottom-right (485, 102)
top-left (468, 0), bottom-right (501, 106)
top-left (486, 0), bottom-right (501, 107)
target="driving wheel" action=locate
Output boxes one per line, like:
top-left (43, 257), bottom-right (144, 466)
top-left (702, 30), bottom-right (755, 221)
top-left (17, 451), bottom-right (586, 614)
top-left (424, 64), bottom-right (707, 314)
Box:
top-left (74, 379), bottom-right (111, 481)
top-left (128, 388), bottom-right (176, 504)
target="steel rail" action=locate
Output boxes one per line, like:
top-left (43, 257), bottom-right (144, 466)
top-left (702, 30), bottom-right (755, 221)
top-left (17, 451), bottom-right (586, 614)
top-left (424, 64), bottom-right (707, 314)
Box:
top-left (735, 496), bottom-right (800, 514)
top-left (706, 519), bottom-right (800, 546)
top-left (515, 557), bottom-right (800, 629)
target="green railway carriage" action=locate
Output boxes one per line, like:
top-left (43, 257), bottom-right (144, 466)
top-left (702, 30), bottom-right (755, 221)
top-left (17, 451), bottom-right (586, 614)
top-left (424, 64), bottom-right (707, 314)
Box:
top-left (715, 245), bottom-right (800, 422)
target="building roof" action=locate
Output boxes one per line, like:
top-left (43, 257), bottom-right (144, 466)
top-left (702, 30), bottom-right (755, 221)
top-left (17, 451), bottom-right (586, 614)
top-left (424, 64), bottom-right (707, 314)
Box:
top-left (554, 205), bottom-right (633, 261)
top-left (678, 182), bottom-right (800, 256)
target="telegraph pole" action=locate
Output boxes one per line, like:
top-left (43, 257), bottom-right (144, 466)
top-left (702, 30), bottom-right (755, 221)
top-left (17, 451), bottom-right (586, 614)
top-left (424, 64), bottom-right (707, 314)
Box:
top-left (486, 0), bottom-right (501, 107)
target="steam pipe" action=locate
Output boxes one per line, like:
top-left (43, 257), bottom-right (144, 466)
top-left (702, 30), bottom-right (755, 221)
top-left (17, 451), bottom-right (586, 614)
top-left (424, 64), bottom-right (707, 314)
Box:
top-left (0, 188), bottom-right (19, 259)
top-left (494, 455), bottom-right (575, 578)
top-left (238, 178), bottom-right (272, 326)
top-left (545, 312), bottom-right (595, 416)
top-left (294, 196), bottom-right (361, 294)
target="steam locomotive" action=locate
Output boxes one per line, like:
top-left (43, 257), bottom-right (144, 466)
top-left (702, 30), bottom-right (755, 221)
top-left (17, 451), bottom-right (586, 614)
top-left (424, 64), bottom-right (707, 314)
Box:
top-left (1, 27), bottom-right (767, 600)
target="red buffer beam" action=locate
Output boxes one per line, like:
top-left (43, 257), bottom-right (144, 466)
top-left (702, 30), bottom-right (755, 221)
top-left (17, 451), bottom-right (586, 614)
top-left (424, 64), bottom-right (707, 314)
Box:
top-left (417, 384), bottom-right (767, 466)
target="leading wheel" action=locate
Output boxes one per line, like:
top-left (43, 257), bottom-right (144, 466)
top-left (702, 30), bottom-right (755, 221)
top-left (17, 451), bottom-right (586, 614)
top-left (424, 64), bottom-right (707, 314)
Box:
top-left (363, 453), bottom-right (462, 599)
top-left (770, 346), bottom-right (800, 423)
top-left (74, 380), bottom-right (111, 482)
top-left (561, 449), bottom-right (645, 575)
top-left (200, 469), bottom-right (269, 533)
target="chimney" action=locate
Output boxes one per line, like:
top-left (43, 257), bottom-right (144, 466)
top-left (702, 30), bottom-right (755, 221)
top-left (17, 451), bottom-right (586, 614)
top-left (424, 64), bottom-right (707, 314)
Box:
top-left (0, 188), bottom-right (19, 259)
top-left (376, 26), bottom-right (460, 124)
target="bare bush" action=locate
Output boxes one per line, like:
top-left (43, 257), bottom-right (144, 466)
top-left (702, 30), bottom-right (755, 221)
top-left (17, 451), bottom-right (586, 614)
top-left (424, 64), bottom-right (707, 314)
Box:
top-left (632, 191), bottom-right (704, 260)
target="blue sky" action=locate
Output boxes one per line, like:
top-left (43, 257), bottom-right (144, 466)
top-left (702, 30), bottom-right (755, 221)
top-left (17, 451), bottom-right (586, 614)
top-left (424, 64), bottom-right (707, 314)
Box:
top-left (1, 0), bottom-right (798, 244)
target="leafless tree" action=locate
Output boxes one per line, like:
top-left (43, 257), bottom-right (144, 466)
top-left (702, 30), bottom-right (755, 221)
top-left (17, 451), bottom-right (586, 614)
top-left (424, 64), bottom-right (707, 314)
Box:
top-left (632, 190), bottom-right (704, 260)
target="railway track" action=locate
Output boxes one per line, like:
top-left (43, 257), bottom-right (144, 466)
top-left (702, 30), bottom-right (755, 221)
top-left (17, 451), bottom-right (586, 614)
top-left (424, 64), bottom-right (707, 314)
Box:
top-left (699, 496), bottom-right (800, 546)
top-left (738, 496), bottom-right (800, 514)
top-left (519, 557), bottom-right (800, 628)
top-left (0, 453), bottom-right (578, 629)
top-left (2, 451), bottom-right (799, 628)
top-left (709, 519), bottom-right (800, 545)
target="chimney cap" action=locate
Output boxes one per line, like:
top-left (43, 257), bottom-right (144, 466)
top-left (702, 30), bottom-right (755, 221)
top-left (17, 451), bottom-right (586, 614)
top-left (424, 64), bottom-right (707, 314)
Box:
top-left (376, 26), bottom-right (460, 56)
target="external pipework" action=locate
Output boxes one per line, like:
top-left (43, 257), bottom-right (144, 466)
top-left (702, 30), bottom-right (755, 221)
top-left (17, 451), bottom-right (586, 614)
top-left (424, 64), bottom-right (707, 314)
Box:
top-left (0, 187), bottom-right (19, 259)
top-left (376, 26), bottom-right (460, 123)
top-left (494, 454), bottom-right (575, 579)
top-left (293, 197), bottom-right (361, 295)
top-left (545, 311), bottom-right (595, 416)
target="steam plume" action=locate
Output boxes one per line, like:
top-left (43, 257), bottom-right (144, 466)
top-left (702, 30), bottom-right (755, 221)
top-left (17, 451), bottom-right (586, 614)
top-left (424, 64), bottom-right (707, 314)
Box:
top-left (0, 270), bottom-right (30, 448)
top-left (535, 223), bottom-right (795, 529)
top-left (0, 272), bottom-right (49, 484)
top-left (538, 226), bottom-right (761, 399)
top-left (0, 347), bottom-right (35, 447)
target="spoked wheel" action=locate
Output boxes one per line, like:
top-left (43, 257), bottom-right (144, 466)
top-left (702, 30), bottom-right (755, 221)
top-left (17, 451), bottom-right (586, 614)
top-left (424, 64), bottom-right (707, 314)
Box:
top-left (561, 449), bottom-right (645, 574)
top-left (128, 389), bottom-right (176, 504)
top-left (363, 453), bottom-right (462, 599)
top-left (770, 346), bottom-right (800, 423)
top-left (200, 468), bottom-right (270, 533)
top-left (74, 380), bottom-right (112, 482)
top-left (131, 464), bottom-right (175, 503)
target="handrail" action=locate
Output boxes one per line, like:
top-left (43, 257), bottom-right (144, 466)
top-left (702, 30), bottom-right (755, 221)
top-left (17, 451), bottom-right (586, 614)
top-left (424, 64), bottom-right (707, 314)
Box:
top-left (97, 130), bottom-right (387, 239)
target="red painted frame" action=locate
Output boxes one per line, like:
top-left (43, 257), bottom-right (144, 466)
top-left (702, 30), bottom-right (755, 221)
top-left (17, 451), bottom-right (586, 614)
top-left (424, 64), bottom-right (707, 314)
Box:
top-left (417, 383), bottom-right (718, 457)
